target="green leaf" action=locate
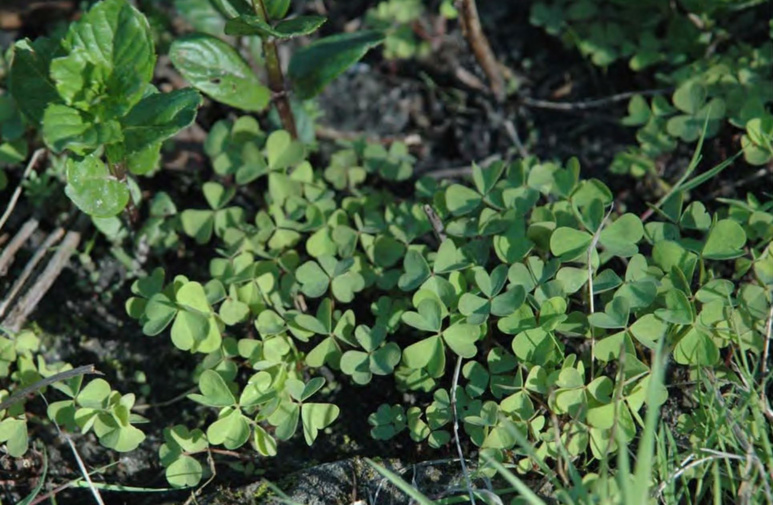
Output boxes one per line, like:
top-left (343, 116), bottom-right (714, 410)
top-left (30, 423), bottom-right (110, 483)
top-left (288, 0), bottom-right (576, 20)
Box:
top-left (330, 271), bottom-right (365, 303)
top-left (442, 322), bottom-right (478, 358)
top-left (702, 219), bottom-right (747, 260)
top-left (655, 289), bottom-right (694, 325)
top-left (433, 239), bottom-right (467, 273)
top-left (399, 250), bottom-right (431, 291)
top-left (169, 34), bottom-right (271, 111)
top-left (77, 378), bottom-right (112, 408)
top-left (225, 14), bottom-right (326, 39)
top-left (588, 297), bottom-right (629, 329)
top-left (121, 88), bottom-right (201, 154)
top-left (301, 403), bottom-right (340, 445)
top-left (674, 328), bottom-right (719, 366)
top-left (165, 454), bottom-right (202, 488)
top-left (207, 408), bottom-right (250, 449)
top-left (446, 184), bottom-right (482, 216)
top-left (9, 38), bottom-right (61, 123)
top-left (402, 298), bottom-right (443, 333)
top-left (56, 0), bottom-right (155, 116)
top-left (374, 235), bottom-right (406, 268)
top-left (190, 370), bottom-right (235, 407)
top-left (173, 0), bottom-right (226, 36)
top-left (64, 154), bottom-right (130, 217)
top-left (458, 294), bottom-right (490, 325)
top-left (288, 30), bottom-right (385, 99)
top-left (629, 314), bottom-right (667, 349)
top-left (266, 130), bottom-right (305, 169)
top-left (296, 260), bottom-right (330, 298)
top-left (550, 227), bottom-right (592, 260)
top-left (672, 81), bottom-right (706, 114)
top-left (43, 105), bottom-right (121, 154)
top-left (180, 209), bottom-right (215, 244)
top-left (599, 213), bottom-right (643, 257)
top-left (472, 161), bottom-right (506, 195)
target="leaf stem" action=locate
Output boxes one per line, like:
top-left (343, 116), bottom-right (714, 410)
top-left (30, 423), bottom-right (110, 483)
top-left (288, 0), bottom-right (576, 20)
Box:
top-left (252, 0), bottom-right (299, 139)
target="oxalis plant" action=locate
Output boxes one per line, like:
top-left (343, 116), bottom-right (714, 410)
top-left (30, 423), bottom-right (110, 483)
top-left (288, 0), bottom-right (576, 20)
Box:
top-left (119, 116), bottom-right (772, 490)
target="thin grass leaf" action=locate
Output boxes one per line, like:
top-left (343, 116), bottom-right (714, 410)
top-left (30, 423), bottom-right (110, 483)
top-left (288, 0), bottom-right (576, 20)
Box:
top-left (19, 444), bottom-right (47, 505)
top-left (366, 458), bottom-right (436, 505)
top-left (480, 455), bottom-right (547, 505)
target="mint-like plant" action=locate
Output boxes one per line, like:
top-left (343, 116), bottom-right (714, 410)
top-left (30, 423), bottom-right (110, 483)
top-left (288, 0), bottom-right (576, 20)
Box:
top-left (8, 0), bottom-right (201, 217)
top-left (169, 0), bottom-right (385, 138)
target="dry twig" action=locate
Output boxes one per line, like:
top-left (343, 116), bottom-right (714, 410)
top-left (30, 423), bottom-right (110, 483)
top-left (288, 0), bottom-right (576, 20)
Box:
top-left (456, 0), bottom-right (505, 102)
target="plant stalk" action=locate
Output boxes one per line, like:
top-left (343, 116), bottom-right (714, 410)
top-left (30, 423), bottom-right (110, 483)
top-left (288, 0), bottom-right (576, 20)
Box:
top-left (456, 0), bottom-right (505, 102)
top-left (253, 0), bottom-right (299, 139)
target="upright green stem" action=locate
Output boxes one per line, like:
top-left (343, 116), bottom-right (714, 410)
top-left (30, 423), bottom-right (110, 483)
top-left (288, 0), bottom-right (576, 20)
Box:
top-left (253, 0), bottom-right (298, 139)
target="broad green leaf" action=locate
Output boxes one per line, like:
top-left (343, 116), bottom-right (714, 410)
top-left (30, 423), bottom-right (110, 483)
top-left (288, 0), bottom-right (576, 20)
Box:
top-left (165, 454), bottom-right (202, 488)
top-left (702, 219), bottom-right (747, 260)
top-left (266, 130), bottom-right (305, 169)
top-left (655, 289), bottom-right (694, 325)
top-left (458, 294), bottom-right (490, 324)
top-left (174, 0), bottom-right (226, 35)
top-left (296, 260), bottom-right (330, 298)
top-left (629, 314), bottom-right (666, 349)
top-left (225, 14), bottom-right (326, 39)
top-left (207, 409), bottom-right (250, 449)
top-left (446, 184), bottom-right (482, 216)
top-left (189, 370), bottom-right (235, 407)
top-left (373, 235), bottom-right (406, 268)
top-left (169, 34), bottom-right (271, 111)
top-left (64, 154), bottom-right (130, 217)
top-left (288, 30), bottom-right (385, 99)
top-left (9, 38), bottom-right (62, 123)
top-left (180, 209), bottom-right (215, 244)
top-left (402, 298), bottom-right (443, 333)
top-left (672, 81), bottom-right (706, 114)
top-left (330, 271), bottom-right (365, 303)
top-left (301, 403), bottom-right (340, 445)
top-left (399, 250), bottom-right (431, 291)
top-left (550, 227), bottom-right (592, 261)
top-left (588, 297), bottom-right (629, 329)
top-left (599, 213), bottom-right (643, 257)
top-left (121, 88), bottom-right (201, 154)
top-left (76, 379), bottom-right (112, 409)
top-left (58, 0), bottom-right (155, 116)
top-left (442, 323), bottom-right (478, 358)
top-left (43, 105), bottom-right (121, 154)
top-left (674, 328), bottom-right (719, 366)
top-left (472, 161), bottom-right (506, 195)
top-left (433, 239), bottom-right (467, 273)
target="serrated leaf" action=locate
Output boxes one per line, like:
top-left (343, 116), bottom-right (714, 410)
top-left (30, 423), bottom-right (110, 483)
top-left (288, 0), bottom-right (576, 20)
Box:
top-left (121, 88), bottom-right (201, 153)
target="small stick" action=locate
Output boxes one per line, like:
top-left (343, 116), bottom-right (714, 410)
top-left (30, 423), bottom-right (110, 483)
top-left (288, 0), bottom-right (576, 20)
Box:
top-left (0, 364), bottom-right (102, 412)
top-left (2, 227), bottom-right (82, 332)
top-left (0, 148), bottom-right (46, 235)
top-left (587, 204), bottom-right (614, 375)
top-left (520, 89), bottom-right (670, 111)
top-left (0, 218), bottom-right (39, 277)
top-left (423, 204), bottom-right (447, 243)
top-left (421, 205), bottom-right (476, 504)
top-left (0, 227), bottom-right (65, 318)
top-left (450, 355), bottom-right (476, 505)
top-left (456, 0), bottom-right (505, 102)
